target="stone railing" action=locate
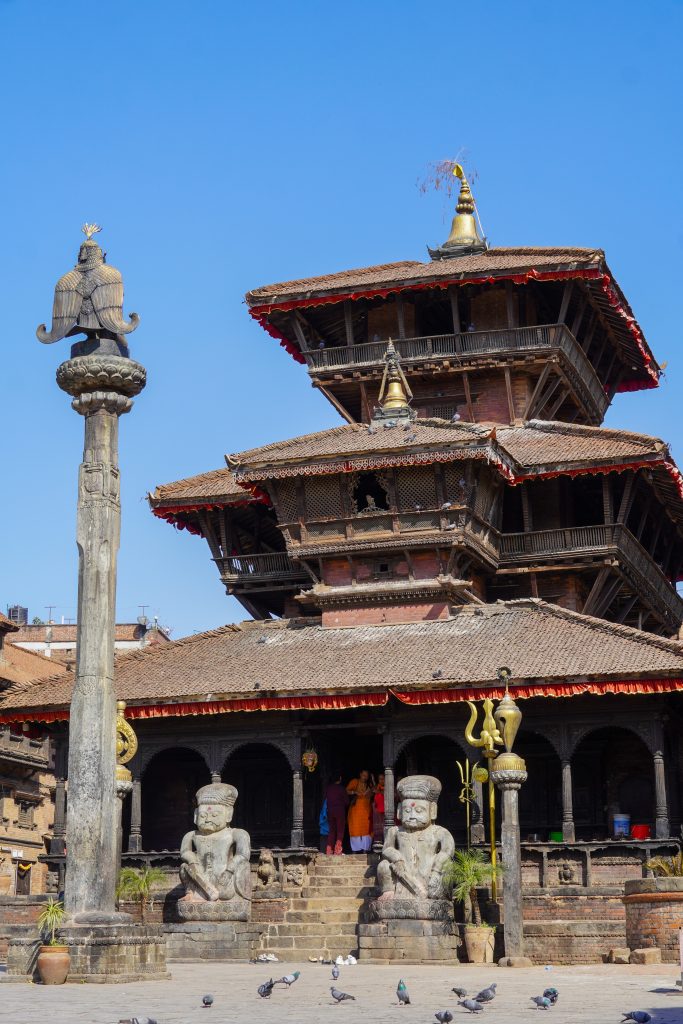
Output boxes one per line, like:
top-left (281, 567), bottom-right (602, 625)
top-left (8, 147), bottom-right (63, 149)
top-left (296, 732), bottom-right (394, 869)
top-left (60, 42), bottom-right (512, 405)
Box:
top-left (0, 728), bottom-right (51, 769)
top-left (304, 324), bottom-right (608, 420)
top-left (500, 523), bottom-right (683, 628)
top-left (518, 838), bottom-right (681, 894)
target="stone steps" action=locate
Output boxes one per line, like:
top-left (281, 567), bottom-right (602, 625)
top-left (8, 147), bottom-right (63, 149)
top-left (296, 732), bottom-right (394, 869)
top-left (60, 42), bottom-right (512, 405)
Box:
top-left (284, 910), bottom-right (361, 924)
top-left (263, 921), bottom-right (358, 938)
top-left (301, 885), bottom-right (377, 899)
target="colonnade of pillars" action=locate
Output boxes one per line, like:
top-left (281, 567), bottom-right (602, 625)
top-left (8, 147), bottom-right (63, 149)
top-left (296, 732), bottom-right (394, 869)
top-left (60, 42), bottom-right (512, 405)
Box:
top-left (49, 743), bottom-right (671, 856)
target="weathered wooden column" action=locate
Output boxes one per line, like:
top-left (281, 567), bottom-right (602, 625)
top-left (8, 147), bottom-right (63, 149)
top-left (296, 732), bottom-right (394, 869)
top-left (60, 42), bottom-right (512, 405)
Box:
top-left (561, 758), bottom-right (576, 843)
top-left (50, 777), bottom-right (67, 856)
top-left (127, 777), bottom-right (143, 853)
top-left (654, 749), bottom-right (670, 839)
top-left (383, 767), bottom-right (395, 835)
top-left (291, 770), bottom-right (304, 847)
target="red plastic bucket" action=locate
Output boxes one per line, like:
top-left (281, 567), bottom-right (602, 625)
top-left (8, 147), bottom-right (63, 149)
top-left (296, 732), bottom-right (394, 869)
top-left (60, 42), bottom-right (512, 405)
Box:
top-left (631, 824), bottom-right (651, 840)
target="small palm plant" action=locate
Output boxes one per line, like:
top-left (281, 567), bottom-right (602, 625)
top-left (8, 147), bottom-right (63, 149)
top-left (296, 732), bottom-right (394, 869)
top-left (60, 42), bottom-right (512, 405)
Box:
top-left (37, 897), bottom-right (66, 946)
top-left (646, 852), bottom-right (683, 877)
top-left (116, 866), bottom-right (167, 923)
top-left (443, 848), bottom-right (501, 925)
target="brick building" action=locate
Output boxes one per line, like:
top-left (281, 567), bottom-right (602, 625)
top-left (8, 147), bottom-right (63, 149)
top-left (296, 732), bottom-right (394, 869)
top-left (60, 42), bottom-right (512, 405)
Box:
top-left (1, 172), bottom-right (682, 960)
top-left (11, 619), bottom-right (170, 670)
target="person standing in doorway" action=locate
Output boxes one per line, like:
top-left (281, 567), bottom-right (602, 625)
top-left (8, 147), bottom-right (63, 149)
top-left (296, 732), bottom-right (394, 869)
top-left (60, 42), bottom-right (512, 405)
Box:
top-left (346, 769), bottom-right (375, 853)
top-left (325, 771), bottom-right (349, 856)
top-left (372, 772), bottom-right (385, 847)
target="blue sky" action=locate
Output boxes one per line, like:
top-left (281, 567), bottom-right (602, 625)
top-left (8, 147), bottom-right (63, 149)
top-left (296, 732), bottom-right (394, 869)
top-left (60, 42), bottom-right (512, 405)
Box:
top-left (1, 1), bottom-right (682, 636)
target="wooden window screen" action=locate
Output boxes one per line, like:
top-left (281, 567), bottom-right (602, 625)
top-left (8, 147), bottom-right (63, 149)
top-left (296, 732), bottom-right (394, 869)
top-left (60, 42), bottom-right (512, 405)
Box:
top-left (305, 476), bottom-right (342, 520)
top-left (443, 464), bottom-right (468, 504)
top-left (275, 480), bottom-right (299, 522)
top-left (395, 467), bottom-right (438, 511)
top-left (17, 802), bottom-right (34, 828)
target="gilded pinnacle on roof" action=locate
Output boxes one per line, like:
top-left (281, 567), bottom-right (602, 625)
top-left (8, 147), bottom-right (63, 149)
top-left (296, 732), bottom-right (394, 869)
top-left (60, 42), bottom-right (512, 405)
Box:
top-left (375, 340), bottom-right (414, 421)
top-left (428, 164), bottom-right (487, 260)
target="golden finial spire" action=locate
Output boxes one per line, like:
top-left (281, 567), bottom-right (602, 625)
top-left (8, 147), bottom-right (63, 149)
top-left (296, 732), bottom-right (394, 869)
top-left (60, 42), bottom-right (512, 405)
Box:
top-left (429, 164), bottom-right (486, 259)
top-left (378, 340), bottom-right (413, 417)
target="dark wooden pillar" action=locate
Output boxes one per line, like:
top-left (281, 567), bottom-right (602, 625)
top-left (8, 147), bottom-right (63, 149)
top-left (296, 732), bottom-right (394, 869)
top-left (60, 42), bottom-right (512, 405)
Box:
top-left (654, 750), bottom-right (669, 839)
top-left (291, 770), bottom-right (304, 847)
top-left (561, 759), bottom-right (576, 843)
top-left (50, 777), bottom-right (67, 856)
top-left (127, 778), bottom-right (143, 853)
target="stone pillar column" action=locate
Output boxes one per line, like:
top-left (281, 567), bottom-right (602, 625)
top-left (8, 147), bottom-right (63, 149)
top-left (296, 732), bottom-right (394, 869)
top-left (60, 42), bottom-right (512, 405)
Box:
top-left (654, 750), bottom-right (670, 839)
top-left (491, 754), bottom-right (529, 963)
top-left (561, 758), bottom-right (576, 843)
top-left (291, 770), bottom-right (304, 847)
top-left (50, 778), bottom-right (67, 856)
top-left (383, 766), bottom-right (395, 835)
top-left (127, 778), bottom-right (142, 853)
top-left (57, 353), bottom-right (145, 921)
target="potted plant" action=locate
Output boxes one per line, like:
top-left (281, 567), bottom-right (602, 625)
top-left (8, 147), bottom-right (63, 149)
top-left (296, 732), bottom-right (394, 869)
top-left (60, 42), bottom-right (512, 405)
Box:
top-left (116, 865), bottom-right (167, 923)
top-left (36, 897), bottom-right (69, 984)
top-left (443, 848), bottom-right (499, 963)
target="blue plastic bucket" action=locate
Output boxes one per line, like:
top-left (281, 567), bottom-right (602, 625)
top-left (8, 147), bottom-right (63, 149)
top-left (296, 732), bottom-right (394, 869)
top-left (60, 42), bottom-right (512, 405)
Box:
top-left (613, 813), bottom-right (630, 837)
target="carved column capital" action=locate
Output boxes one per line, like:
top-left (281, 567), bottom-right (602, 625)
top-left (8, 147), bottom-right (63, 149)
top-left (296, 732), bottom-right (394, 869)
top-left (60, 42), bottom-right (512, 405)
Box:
top-left (57, 354), bottom-right (146, 404)
top-left (71, 391), bottom-right (134, 416)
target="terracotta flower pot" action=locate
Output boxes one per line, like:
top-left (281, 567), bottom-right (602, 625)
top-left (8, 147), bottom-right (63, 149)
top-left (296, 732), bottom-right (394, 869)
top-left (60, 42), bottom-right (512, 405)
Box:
top-left (462, 924), bottom-right (495, 963)
top-left (36, 945), bottom-right (70, 985)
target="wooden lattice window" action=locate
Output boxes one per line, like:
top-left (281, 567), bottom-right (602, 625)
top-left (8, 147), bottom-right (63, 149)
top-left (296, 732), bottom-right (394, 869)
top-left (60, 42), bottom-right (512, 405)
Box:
top-left (274, 480), bottom-right (299, 522)
top-left (443, 464), bottom-right (468, 504)
top-left (395, 466), bottom-right (438, 511)
top-left (349, 472), bottom-right (390, 513)
top-left (305, 476), bottom-right (343, 520)
top-left (17, 802), bottom-right (34, 828)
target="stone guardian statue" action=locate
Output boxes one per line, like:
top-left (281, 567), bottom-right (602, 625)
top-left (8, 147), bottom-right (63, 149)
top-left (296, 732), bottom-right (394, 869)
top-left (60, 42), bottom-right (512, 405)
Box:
top-left (376, 775), bottom-right (455, 915)
top-left (178, 783), bottom-right (252, 921)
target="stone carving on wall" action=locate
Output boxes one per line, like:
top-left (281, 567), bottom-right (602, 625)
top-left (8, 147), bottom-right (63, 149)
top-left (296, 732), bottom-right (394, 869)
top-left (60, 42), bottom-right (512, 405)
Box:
top-left (256, 849), bottom-right (278, 888)
top-left (177, 783), bottom-right (252, 921)
top-left (558, 861), bottom-right (576, 885)
top-left (284, 863), bottom-right (305, 888)
top-left (374, 775), bottom-right (455, 920)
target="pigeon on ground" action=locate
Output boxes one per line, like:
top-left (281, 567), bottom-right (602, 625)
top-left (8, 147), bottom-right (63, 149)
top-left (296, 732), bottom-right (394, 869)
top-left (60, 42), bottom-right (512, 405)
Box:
top-left (331, 986), bottom-right (356, 1002)
top-left (530, 995), bottom-right (551, 1010)
top-left (397, 979), bottom-right (411, 1005)
top-left (621, 1015), bottom-right (652, 1024)
top-left (543, 988), bottom-right (559, 1005)
top-left (258, 979), bottom-right (275, 999)
top-left (474, 984), bottom-right (497, 1003)
top-left (332, 964), bottom-right (340, 981)
top-left (452, 987), bottom-right (468, 999)
top-left (435, 1012), bottom-right (453, 1023)
top-left (458, 999), bottom-right (483, 1014)
top-left (120, 1019), bottom-right (157, 1024)
top-left (202, 994), bottom-right (214, 1007)
top-left (275, 972), bottom-right (300, 987)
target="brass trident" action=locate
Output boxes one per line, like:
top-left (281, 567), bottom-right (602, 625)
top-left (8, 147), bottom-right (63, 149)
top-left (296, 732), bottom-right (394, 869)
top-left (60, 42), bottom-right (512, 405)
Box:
top-left (464, 696), bottom-right (504, 899)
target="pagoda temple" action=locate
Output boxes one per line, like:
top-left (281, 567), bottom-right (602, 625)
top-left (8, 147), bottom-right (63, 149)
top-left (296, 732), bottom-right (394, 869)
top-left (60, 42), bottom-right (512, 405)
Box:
top-left (2, 169), bottom-right (683, 962)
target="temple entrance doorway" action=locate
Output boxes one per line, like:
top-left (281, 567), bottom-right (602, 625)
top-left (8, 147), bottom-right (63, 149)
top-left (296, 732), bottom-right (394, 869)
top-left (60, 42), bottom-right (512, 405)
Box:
top-left (572, 727), bottom-right (653, 840)
top-left (515, 732), bottom-right (562, 841)
top-left (395, 736), bottom-right (465, 845)
top-left (142, 747), bottom-right (210, 851)
top-left (304, 728), bottom-right (383, 851)
top-left (222, 743), bottom-right (292, 849)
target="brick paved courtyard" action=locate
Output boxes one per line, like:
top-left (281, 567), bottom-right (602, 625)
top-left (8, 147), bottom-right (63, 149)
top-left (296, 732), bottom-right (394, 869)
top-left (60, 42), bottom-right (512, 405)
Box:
top-left (2, 961), bottom-right (683, 1024)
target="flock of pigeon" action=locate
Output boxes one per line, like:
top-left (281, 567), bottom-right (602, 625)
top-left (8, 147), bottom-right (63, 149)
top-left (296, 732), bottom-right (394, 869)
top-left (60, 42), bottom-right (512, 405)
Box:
top-left (250, 971), bottom-right (654, 1019)
top-left (120, 974), bottom-right (655, 1022)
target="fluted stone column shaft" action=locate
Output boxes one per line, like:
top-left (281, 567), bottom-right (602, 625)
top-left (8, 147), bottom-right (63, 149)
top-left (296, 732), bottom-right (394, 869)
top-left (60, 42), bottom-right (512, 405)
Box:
top-left (561, 759), bottom-right (576, 843)
top-left (492, 767), bottom-right (527, 959)
top-left (64, 394), bottom-right (130, 919)
top-left (654, 750), bottom-right (669, 839)
top-left (291, 770), bottom-right (304, 847)
top-left (127, 778), bottom-right (142, 853)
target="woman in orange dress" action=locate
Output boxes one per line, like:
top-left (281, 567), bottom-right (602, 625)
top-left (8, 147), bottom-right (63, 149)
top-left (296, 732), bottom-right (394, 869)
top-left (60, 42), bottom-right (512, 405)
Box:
top-left (346, 770), bottom-right (375, 853)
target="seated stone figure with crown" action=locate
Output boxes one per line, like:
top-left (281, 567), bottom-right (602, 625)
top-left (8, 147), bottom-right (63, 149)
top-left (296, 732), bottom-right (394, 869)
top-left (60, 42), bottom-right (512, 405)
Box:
top-left (375, 775), bottom-right (455, 919)
top-left (177, 783), bottom-right (252, 921)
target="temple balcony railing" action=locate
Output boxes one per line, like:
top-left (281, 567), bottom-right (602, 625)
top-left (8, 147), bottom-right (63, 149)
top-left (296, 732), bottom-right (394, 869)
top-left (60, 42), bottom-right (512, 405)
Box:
top-left (304, 324), bottom-right (609, 422)
top-left (217, 551), bottom-right (311, 592)
top-left (282, 506), bottom-right (498, 565)
top-left (500, 523), bottom-right (683, 629)
top-left (0, 727), bottom-right (51, 770)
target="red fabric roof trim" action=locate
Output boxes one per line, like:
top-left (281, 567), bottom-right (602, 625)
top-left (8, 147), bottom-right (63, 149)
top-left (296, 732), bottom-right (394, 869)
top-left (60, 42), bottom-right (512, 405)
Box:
top-left (3, 678), bottom-right (682, 725)
top-left (511, 459), bottom-right (667, 487)
top-left (249, 267), bottom-right (658, 391)
top-left (393, 678), bottom-right (683, 704)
